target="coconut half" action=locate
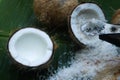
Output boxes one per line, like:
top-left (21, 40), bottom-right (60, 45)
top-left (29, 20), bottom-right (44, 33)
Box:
top-left (8, 28), bottom-right (53, 68)
top-left (69, 3), bottom-right (107, 46)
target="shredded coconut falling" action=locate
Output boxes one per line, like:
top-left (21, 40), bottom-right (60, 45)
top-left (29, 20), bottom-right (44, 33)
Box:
top-left (48, 39), bottom-right (120, 80)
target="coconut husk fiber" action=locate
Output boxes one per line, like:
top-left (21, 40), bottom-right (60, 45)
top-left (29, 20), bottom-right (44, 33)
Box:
top-left (33, 0), bottom-right (78, 28)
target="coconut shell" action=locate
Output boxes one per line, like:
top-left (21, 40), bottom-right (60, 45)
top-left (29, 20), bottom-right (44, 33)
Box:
top-left (111, 9), bottom-right (120, 24)
top-left (33, 0), bottom-right (78, 28)
top-left (68, 3), bottom-right (106, 47)
top-left (7, 27), bottom-right (54, 70)
top-left (94, 58), bottom-right (120, 80)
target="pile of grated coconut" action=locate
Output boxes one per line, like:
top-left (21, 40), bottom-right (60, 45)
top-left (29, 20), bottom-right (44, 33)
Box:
top-left (48, 38), bottom-right (120, 80)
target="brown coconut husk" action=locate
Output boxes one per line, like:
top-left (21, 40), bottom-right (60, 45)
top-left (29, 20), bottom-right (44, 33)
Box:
top-left (33, 0), bottom-right (78, 28)
top-left (94, 58), bottom-right (120, 80)
top-left (111, 9), bottom-right (120, 24)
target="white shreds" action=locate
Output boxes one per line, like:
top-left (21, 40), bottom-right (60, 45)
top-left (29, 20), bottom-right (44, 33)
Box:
top-left (48, 39), bottom-right (120, 80)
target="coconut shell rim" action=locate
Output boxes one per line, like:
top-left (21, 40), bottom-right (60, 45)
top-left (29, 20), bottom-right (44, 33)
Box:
top-left (68, 2), bottom-right (105, 47)
top-left (7, 27), bottom-right (55, 69)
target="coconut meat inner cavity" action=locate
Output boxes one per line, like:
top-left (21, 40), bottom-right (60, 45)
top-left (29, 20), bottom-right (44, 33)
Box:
top-left (77, 9), bottom-right (100, 21)
top-left (81, 19), bottom-right (105, 36)
top-left (76, 9), bottom-right (105, 36)
top-left (15, 33), bottom-right (47, 63)
top-left (9, 28), bottom-right (53, 67)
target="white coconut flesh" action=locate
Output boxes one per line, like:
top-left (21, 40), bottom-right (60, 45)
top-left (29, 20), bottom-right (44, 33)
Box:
top-left (70, 3), bottom-right (107, 45)
top-left (8, 28), bottom-right (53, 67)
